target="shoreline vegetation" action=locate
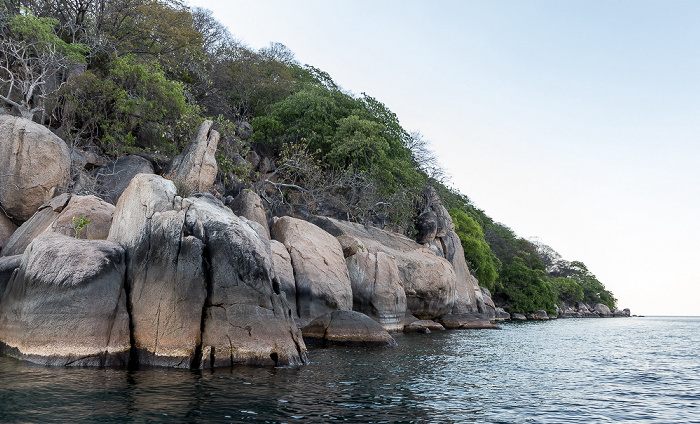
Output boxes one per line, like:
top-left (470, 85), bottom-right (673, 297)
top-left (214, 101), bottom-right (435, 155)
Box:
top-left (0, 2), bottom-right (628, 369)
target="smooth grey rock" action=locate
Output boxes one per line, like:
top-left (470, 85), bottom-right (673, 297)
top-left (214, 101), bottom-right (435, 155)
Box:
top-left (95, 156), bottom-right (154, 204)
top-left (0, 233), bottom-right (129, 366)
top-left (169, 120), bottom-right (219, 192)
top-left (230, 189), bottom-right (269, 239)
top-left (495, 307), bottom-right (511, 321)
top-left (404, 320), bottom-right (445, 333)
top-left (109, 174), bottom-right (306, 368)
top-left (271, 216), bottom-right (353, 321)
top-left (442, 230), bottom-right (480, 314)
top-left (301, 310), bottom-right (397, 347)
top-left (310, 217), bottom-right (456, 320)
top-left (438, 314), bottom-right (499, 329)
top-left (270, 239), bottom-right (297, 319)
top-left (346, 251), bottom-right (406, 332)
top-left (511, 313), bottom-right (527, 321)
top-left (594, 303), bottom-right (613, 317)
top-left (0, 116), bottom-right (71, 223)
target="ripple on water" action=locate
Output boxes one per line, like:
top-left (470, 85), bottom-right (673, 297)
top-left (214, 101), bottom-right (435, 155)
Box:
top-left (0, 317), bottom-right (699, 423)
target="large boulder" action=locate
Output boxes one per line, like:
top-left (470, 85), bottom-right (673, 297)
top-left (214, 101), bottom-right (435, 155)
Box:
top-left (301, 310), bottom-right (397, 347)
top-left (95, 155), bottom-right (155, 204)
top-left (230, 189), bottom-right (269, 239)
top-left (345, 251), bottom-right (406, 332)
top-left (404, 320), bottom-right (445, 333)
top-left (594, 303), bottom-right (613, 317)
top-left (168, 120), bottom-right (219, 192)
top-left (109, 174), bottom-right (306, 368)
top-left (311, 217), bottom-right (456, 319)
top-left (271, 216), bottom-right (353, 323)
top-left (442, 230), bottom-right (480, 314)
top-left (0, 233), bottom-right (130, 366)
top-left (439, 313), bottom-right (499, 329)
top-left (0, 115), bottom-right (71, 223)
top-left (0, 212), bottom-right (17, 253)
top-left (1, 194), bottom-right (115, 257)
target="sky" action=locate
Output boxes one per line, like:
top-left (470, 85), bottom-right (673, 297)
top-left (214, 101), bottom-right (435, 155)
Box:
top-left (187, 0), bottom-right (700, 316)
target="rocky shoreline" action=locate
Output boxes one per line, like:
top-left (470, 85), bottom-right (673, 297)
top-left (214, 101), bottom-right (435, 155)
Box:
top-left (0, 116), bottom-right (630, 369)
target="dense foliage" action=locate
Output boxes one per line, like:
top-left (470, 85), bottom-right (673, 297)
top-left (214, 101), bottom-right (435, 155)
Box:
top-left (0, 1), bottom-right (617, 314)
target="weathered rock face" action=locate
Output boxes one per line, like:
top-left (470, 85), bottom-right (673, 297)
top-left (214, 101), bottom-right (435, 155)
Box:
top-left (95, 156), bottom-right (155, 204)
top-left (0, 115), bottom-right (71, 223)
top-left (270, 239), bottom-right (297, 318)
top-left (271, 216), bottom-right (353, 322)
top-left (312, 217), bottom-right (456, 320)
top-left (168, 120), bottom-right (219, 192)
top-left (301, 310), bottom-right (397, 347)
top-left (346, 251), bottom-right (406, 332)
top-left (230, 189), bottom-right (269, 239)
top-left (0, 212), bottom-right (17, 253)
top-left (0, 233), bottom-right (130, 366)
top-left (1, 194), bottom-right (114, 257)
top-left (108, 174), bottom-right (306, 368)
top-left (442, 230), bottom-right (480, 314)
top-left (0, 255), bottom-right (21, 303)
top-left (477, 285), bottom-right (497, 319)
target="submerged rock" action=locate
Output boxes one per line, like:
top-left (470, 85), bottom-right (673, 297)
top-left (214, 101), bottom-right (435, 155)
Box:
top-left (301, 310), bottom-right (397, 347)
top-left (0, 233), bottom-right (130, 366)
top-left (438, 314), bottom-right (499, 329)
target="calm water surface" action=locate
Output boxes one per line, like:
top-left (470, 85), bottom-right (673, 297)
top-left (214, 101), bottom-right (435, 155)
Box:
top-left (1, 317), bottom-right (698, 423)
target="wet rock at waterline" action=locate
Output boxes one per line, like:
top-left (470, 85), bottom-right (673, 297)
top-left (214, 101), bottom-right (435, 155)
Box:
top-left (404, 320), bottom-right (445, 333)
top-left (345, 250), bottom-right (406, 332)
top-left (0, 233), bottom-right (130, 366)
top-left (108, 174), bottom-right (307, 368)
top-left (302, 310), bottom-right (398, 347)
top-left (438, 314), bottom-right (499, 330)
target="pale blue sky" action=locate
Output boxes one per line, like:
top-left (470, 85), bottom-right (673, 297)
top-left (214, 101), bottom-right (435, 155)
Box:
top-left (188, 0), bottom-right (700, 316)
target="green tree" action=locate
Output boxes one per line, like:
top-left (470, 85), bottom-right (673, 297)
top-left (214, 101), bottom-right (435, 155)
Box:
top-left (498, 258), bottom-right (556, 314)
top-left (450, 208), bottom-right (499, 292)
top-left (0, 10), bottom-right (87, 119)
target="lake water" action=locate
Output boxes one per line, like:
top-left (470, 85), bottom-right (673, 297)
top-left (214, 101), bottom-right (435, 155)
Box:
top-left (1, 316), bottom-right (698, 423)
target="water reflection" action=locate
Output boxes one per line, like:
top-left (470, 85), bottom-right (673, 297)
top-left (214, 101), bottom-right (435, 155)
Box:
top-left (1, 317), bottom-right (699, 423)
